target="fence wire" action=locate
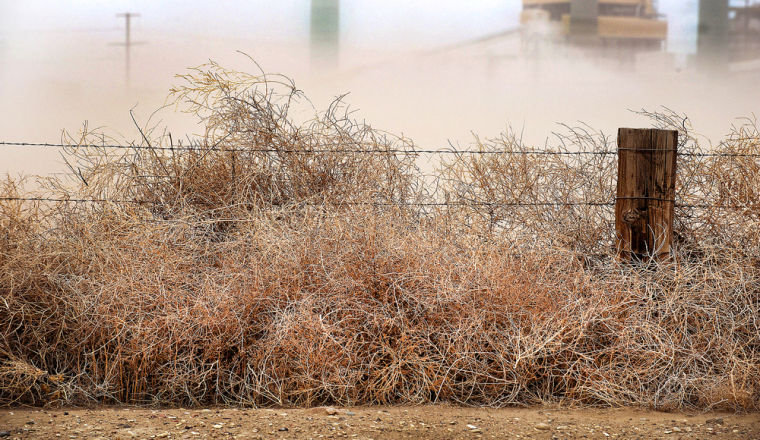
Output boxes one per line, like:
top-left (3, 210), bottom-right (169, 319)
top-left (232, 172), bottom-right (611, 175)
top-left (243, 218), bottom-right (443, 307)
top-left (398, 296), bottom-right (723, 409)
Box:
top-left (2, 196), bottom-right (756, 211)
top-left (0, 196), bottom-right (616, 207)
top-left (0, 141), bottom-right (618, 155)
top-left (4, 140), bottom-right (760, 157)
top-left (2, 139), bottom-right (758, 210)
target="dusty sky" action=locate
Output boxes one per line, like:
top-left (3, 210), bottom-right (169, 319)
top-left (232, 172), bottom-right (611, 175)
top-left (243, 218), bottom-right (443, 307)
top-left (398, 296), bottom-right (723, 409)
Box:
top-left (0, 1), bottom-right (756, 176)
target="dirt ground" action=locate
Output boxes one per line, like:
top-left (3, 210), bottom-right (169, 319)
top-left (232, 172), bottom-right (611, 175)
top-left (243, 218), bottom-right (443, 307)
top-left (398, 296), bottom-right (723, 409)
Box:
top-left (0, 405), bottom-right (758, 440)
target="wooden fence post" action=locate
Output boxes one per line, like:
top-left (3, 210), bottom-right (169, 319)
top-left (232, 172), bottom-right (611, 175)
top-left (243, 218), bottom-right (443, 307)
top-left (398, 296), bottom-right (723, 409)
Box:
top-left (615, 128), bottom-right (678, 261)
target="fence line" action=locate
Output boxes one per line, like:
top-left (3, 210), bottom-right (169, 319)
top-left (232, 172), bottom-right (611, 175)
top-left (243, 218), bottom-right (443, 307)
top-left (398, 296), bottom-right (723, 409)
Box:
top-left (2, 137), bottom-right (758, 212)
top-left (0, 140), bottom-right (617, 156)
top-left (0, 196), bottom-right (145, 204)
top-left (3, 140), bottom-right (760, 157)
top-left (0, 196), bottom-right (615, 207)
top-left (1, 196), bottom-right (755, 211)
top-left (681, 152), bottom-right (760, 158)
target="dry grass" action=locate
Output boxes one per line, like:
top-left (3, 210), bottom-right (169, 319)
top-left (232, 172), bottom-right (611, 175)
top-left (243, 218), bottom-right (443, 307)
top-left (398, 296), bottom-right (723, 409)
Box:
top-left (0, 64), bottom-right (758, 410)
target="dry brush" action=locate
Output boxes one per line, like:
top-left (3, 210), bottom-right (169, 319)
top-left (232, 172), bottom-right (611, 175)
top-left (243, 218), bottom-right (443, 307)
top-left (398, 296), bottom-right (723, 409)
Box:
top-left (1, 64), bottom-right (758, 410)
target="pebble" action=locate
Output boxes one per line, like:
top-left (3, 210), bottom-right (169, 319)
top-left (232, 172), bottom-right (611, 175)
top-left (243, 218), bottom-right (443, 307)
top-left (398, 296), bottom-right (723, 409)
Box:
top-left (2, 408), bottom-right (757, 440)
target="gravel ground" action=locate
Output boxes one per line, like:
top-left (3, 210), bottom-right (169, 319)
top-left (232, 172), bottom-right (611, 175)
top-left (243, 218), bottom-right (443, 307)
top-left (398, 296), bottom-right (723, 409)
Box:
top-left (0, 406), bottom-right (758, 439)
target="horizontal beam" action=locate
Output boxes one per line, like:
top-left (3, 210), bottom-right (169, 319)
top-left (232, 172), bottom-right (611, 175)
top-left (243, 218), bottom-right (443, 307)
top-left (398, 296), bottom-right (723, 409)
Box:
top-left (561, 14), bottom-right (667, 40)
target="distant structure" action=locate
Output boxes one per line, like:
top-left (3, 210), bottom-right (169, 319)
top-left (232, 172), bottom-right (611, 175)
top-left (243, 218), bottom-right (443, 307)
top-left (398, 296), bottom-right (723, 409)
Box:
top-left (310, 0), bottom-right (340, 69)
top-left (112, 12), bottom-right (145, 85)
top-left (697, 0), bottom-right (760, 71)
top-left (521, 0), bottom-right (667, 52)
top-left (728, 0), bottom-right (760, 62)
top-left (697, 0), bottom-right (729, 70)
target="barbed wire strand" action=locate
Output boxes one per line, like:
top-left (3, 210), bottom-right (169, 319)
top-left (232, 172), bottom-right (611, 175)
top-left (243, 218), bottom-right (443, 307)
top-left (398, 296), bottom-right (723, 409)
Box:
top-left (1, 196), bottom-right (755, 210)
top-left (0, 196), bottom-right (614, 207)
top-left (0, 196), bottom-right (145, 204)
top-left (4, 140), bottom-right (760, 157)
top-left (0, 141), bottom-right (615, 155)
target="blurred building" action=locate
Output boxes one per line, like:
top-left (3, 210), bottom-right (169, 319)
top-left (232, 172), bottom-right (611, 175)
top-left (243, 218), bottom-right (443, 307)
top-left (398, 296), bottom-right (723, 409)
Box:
top-left (521, 0), bottom-right (667, 53)
top-left (729, 1), bottom-right (760, 61)
top-left (697, 0), bottom-right (760, 72)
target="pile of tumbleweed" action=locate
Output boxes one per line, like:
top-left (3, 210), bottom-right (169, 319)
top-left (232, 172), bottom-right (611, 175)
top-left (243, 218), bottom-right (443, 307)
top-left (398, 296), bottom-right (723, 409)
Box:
top-left (1, 64), bottom-right (758, 410)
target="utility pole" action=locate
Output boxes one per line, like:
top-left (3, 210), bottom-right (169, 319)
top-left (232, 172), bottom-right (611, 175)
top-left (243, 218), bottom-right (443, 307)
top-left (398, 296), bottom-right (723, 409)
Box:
top-left (112, 12), bottom-right (145, 86)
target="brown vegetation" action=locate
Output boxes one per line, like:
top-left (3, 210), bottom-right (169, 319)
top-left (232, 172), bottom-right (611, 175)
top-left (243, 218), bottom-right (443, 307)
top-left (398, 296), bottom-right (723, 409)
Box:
top-left (1, 64), bottom-right (758, 410)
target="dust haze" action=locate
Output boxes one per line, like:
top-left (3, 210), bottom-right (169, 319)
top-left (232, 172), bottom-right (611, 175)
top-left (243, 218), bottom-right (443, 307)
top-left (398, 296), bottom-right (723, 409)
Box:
top-left (1, 0), bottom-right (758, 176)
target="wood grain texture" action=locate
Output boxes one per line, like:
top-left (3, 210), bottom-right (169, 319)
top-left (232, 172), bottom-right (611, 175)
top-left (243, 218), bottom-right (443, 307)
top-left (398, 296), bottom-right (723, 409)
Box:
top-left (615, 128), bottom-right (678, 261)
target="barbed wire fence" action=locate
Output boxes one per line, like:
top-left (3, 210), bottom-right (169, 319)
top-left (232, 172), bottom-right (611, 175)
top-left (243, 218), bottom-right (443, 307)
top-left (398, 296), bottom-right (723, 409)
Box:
top-left (3, 141), bottom-right (760, 157)
top-left (1, 140), bottom-right (758, 210)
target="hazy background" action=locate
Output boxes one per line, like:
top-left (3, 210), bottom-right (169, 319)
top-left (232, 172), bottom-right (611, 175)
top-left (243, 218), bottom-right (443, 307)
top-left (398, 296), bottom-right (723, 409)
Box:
top-left (1, 0), bottom-right (758, 175)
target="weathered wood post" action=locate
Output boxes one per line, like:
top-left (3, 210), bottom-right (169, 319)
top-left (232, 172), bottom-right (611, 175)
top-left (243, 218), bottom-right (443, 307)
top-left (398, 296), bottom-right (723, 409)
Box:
top-left (615, 128), bottom-right (678, 261)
